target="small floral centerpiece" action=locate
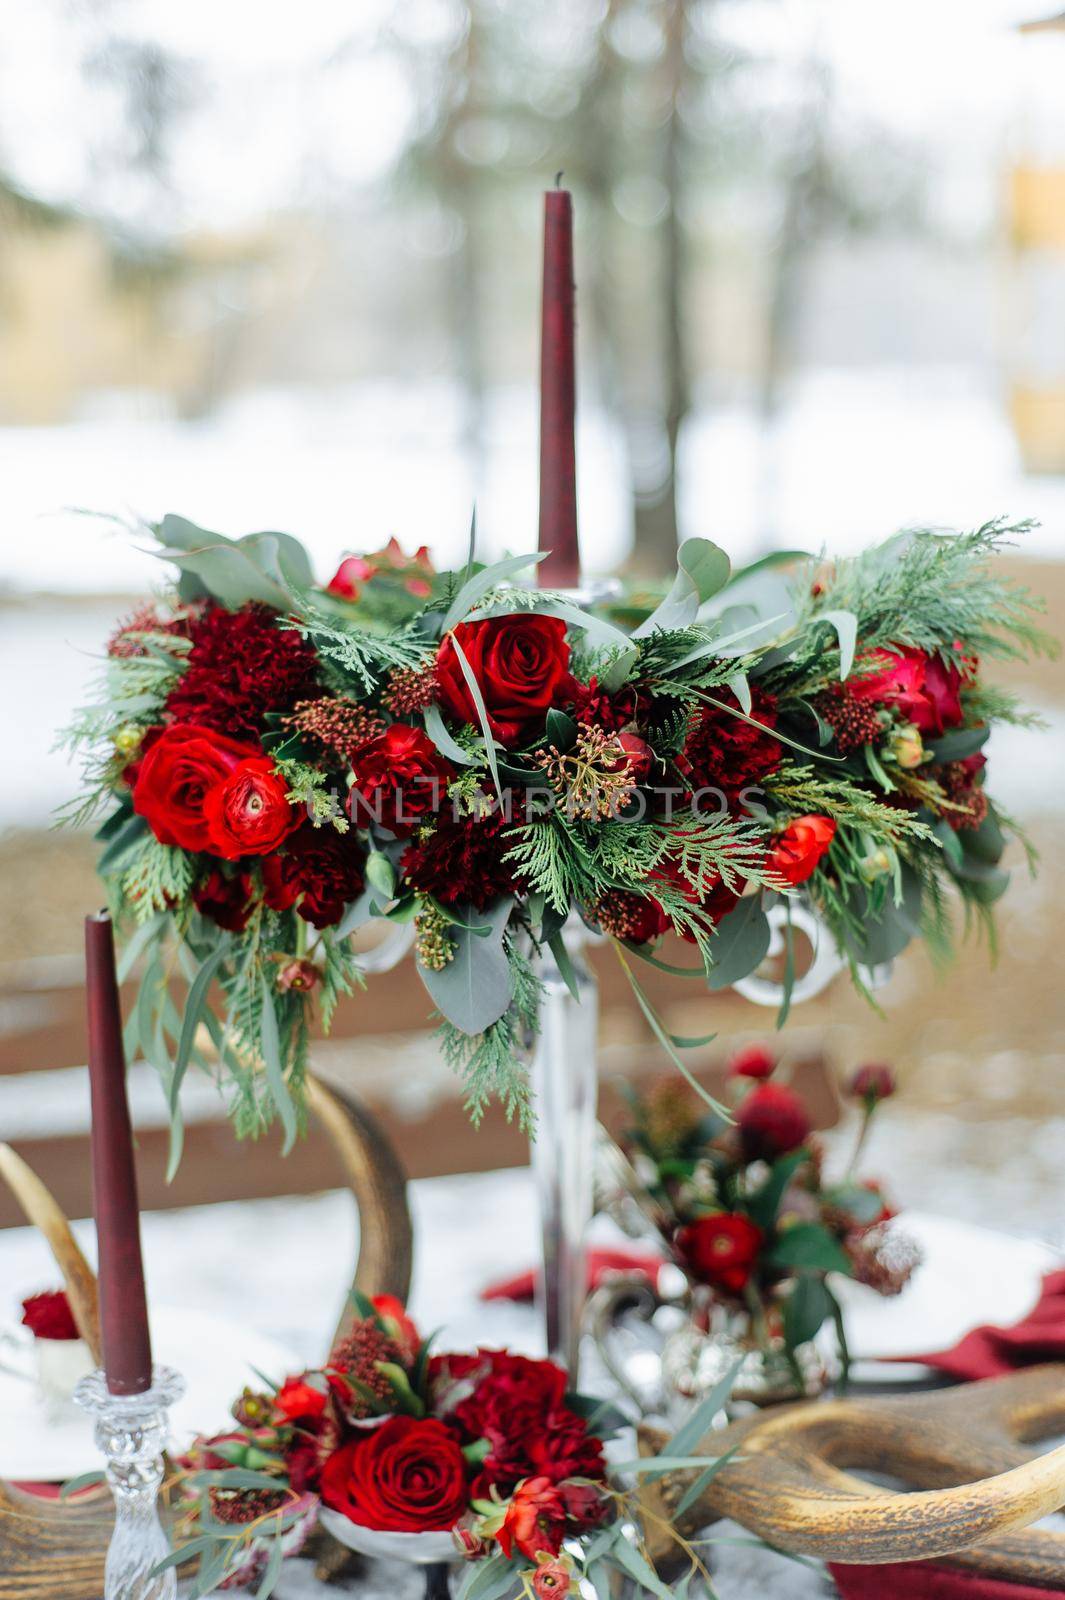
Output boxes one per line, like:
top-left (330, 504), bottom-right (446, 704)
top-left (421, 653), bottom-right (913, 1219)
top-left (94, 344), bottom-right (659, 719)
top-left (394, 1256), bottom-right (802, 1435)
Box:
top-left (15, 1288), bottom-right (93, 1405)
top-left (62, 516), bottom-right (1052, 1148)
top-left (616, 1048), bottom-right (917, 1408)
top-left (167, 1295), bottom-right (722, 1599)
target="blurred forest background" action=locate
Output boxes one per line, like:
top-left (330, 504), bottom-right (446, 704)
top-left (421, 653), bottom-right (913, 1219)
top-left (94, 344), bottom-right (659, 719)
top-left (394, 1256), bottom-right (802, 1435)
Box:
top-left (1, 0), bottom-right (1064, 1228)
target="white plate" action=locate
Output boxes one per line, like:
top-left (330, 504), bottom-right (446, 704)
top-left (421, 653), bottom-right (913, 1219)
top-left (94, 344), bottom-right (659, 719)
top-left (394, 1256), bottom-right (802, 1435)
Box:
top-left (830, 1210), bottom-right (1061, 1380)
top-left (0, 1305), bottom-right (297, 1482)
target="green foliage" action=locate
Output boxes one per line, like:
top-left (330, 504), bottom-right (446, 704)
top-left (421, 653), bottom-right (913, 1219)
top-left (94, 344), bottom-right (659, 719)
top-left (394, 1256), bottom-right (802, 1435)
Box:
top-left (436, 938), bottom-right (541, 1130)
top-left (282, 604), bottom-right (429, 695)
top-left (122, 840), bottom-right (195, 920)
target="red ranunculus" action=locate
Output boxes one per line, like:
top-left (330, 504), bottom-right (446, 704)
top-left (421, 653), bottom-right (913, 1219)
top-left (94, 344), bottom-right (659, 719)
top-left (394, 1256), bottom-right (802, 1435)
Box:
top-left (203, 757), bottom-right (298, 859)
top-left (193, 868), bottom-right (254, 932)
top-left (349, 723), bottom-right (453, 836)
top-left (274, 1377), bottom-right (328, 1424)
top-left (729, 1044), bottom-right (776, 1081)
top-left (737, 1082), bottom-right (811, 1157)
top-left (21, 1289), bottom-right (80, 1341)
top-left (675, 1213), bottom-right (764, 1294)
top-left (262, 825), bottom-right (366, 928)
top-left (436, 615), bottom-right (576, 747)
top-left (132, 723), bottom-right (258, 852)
top-left (320, 1418), bottom-right (469, 1533)
top-left (533, 1558), bottom-right (576, 1598)
top-left (849, 647), bottom-right (966, 737)
top-left (496, 1477), bottom-right (566, 1562)
top-left (767, 814), bottom-right (836, 886)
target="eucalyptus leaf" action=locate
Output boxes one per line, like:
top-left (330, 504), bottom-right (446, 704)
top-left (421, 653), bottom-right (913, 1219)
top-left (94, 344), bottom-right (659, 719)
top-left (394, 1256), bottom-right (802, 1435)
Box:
top-left (171, 945), bottom-right (228, 1114)
top-left (365, 851), bottom-right (396, 901)
top-left (925, 724), bottom-right (990, 763)
top-left (707, 897), bottom-right (772, 990)
top-left (98, 812), bottom-right (150, 876)
top-left (441, 552), bottom-right (545, 631)
top-left (445, 630), bottom-right (504, 803)
top-left (811, 608), bottom-right (859, 678)
top-left (783, 1275), bottom-right (832, 1349)
top-left (633, 538), bottom-right (731, 637)
top-left (424, 703), bottom-right (478, 767)
top-left (418, 896), bottom-right (514, 1034)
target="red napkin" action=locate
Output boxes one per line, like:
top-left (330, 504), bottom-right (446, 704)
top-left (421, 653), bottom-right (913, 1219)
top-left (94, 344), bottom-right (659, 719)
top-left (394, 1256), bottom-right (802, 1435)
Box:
top-left (889, 1269), bottom-right (1065, 1381)
top-left (481, 1247), bottom-right (665, 1303)
top-left (829, 1562), bottom-right (1065, 1600)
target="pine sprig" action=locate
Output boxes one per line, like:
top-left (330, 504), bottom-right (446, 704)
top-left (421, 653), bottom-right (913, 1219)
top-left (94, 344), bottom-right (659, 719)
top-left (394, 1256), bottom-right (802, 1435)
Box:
top-left (281, 607), bottom-right (430, 695)
top-left (764, 764), bottom-right (935, 844)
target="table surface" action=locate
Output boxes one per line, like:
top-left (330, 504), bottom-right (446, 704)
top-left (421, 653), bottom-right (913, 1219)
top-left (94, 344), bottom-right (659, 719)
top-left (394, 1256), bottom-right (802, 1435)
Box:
top-left (1, 1167), bottom-right (1059, 1599)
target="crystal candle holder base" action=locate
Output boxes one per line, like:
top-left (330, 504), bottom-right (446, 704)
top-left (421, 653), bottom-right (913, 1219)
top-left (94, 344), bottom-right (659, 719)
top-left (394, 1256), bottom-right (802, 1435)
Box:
top-left (75, 1364), bottom-right (185, 1600)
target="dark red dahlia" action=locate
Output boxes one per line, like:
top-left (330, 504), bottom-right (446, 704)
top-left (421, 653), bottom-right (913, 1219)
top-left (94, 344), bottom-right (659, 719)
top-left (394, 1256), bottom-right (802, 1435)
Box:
top-left (164, 603), bottom-right (321, 739)
top-left (193, 867), bottom-right (254, 932)
top-left (400, 805), bottom-right (521, 910)
top-left (261, 825), bottom-right (366, 929)
top-left (680, 687), bottom-right (782, 807)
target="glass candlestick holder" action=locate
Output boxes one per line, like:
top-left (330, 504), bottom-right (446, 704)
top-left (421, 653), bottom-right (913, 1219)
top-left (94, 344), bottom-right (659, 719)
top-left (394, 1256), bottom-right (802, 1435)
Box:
top-left (75, 1365), bottom-right (185, 1600)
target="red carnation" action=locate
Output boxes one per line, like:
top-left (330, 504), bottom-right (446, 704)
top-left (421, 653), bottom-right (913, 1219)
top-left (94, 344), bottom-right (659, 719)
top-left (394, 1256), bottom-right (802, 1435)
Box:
top-left (349, 724), bottom-right (453, 837)
top-left (571, 676), bottom-right (651, 734)
top-left (320, 1418), bottom-right (469, 1533)
top-left (400, 804), bottom-right (520, 910)
top-left (262, 825), bottom-right (366, 928)
top-left (193, 867), bottom-right (254, 932)
top-left (729, 1044), bottom-right (776, 1081)
top-left (675, 1213), bottom-right (763, 1294)
top-left (21, 1289), bottom-right (80, 1341)
top-left (437, 615), bottom-right (576, 747)
top-left (737, 1082), bottom-right (811, 1157)
top-left (767, 814), bottom-right (835, 886)
top-left (203, 757), bottom-right (298, 859)
top-left (680, 687), bottom-right (782, 808)
top-left (274, 1377), bottom-right (328, 1424)
top-left (849, 646), bottom-right (967, 738)
top-left (132, 723), bottom-right (258, 852)
top-left (496, 1477), bottom-right (566, 1563)
top-left (165, 603), bottom-right (321, 740)
top-left (450, 1351), bottom-right (568, 1445)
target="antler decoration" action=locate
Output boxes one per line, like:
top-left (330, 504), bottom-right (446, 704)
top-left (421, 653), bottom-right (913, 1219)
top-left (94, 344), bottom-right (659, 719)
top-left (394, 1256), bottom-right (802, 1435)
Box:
top-left (0, 1142), bottom-right (101, 1363)
top-left (638, 1366), bottom-right (1065, 1585)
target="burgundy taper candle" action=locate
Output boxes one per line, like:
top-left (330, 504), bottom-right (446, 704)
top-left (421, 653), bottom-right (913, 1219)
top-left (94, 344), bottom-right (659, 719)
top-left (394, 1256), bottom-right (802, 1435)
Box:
top-left (538, 184), bottom-right (581, 590)
top-left (84, 911), bottom-right (153, 1395)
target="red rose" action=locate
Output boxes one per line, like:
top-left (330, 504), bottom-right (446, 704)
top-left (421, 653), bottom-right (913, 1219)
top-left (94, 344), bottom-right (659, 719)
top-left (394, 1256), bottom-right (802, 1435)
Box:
top-left (274, 1377), bottom-right (328, 1424)
top-left (320, 1418), bottom-right (469, 1533)
top-left (737, 1082), bottom-right (811, 1157)
top-left (21, 1289), bottom-right (80, 1341)
top-left (768, 814), bottom-right (836, 886)
top-left (496, 1477), bottom-right (566, 1562)
top-left (349, 724), bottom-right (453, 836)
top-left (193, 867), bottom-right (254, 932)
top-left (729, 1044), bottom-right (776, 1081)
top-left (202, 757), bottom-right (298, 859)
top-left (675, 1213), bottom-right (763, 1294)
top-left (132, 723), bottom-right (258, 852)
top-left (850, 647), bottom-right (966, 737)
top-left (262, 825), bottom-right (366, 928)
top-left (436, 615), bottom-right (576, 747)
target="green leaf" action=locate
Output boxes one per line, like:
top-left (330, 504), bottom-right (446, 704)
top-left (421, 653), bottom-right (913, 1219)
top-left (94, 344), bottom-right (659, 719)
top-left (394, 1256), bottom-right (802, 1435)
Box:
top-left (446, 629), bottom-right (504, 804)
top-left (545, 707), bottom-right (579, 750)
top-left (365, 851), bottom-right (396, 901)
top-left (148, 1535), bottom-right (219, 1577)
top-left (746, 1148), bottom-right (811, 1231)
top-left (812, 608), bottom-right (858, 679)
top-left (610, 1534), bottom-right (678, 1600)
top-left (547, 930), bottom-right (581, 1001)
top-left (646, 1354), bottom-right (746, 1482)
top-left (706, 897), bottom-right (772, 990)
top-left (783, 1274), bottom-right (832, 1349)
top-left (60, 1469), bottom-right (105, 1498)
top-left (441, 552), bottom-right (545, 631)
top-left (768, 1223), bottom-right (853, 1276)
top-left (188, 1468), bottom-right (285, 1491)
top-left (116, 911), bottom-right (167, 982)
top-left (674, 1439), bottom-right (744, 1518)
top-left (259, 973), bottom-right (298, 1154)
top-left (455, 1553), bottom-right (524, 1600)
top-left (256, 1536), bottom-right (285, 1600)
top-left (671, 610), bottom-right (789, 669)
top-left (98, 812), bottom-right (150, 876)
top-left (171, 945), bottom-right (228, 1115)
top-left (726, 671), bottom-right (751, 714)
top-left (418, 896), bottom-right (514, 1034)
top-left (615, 947), bottom-right (729, 1119)
top-left (423, 703), bottom-right (478, 767)
top-left (825, 1280), bottom-right (852, 1390)
top-left (926, 724), bottom-right (990, 763)
top-left (633, 538), bottom-right (731, 637)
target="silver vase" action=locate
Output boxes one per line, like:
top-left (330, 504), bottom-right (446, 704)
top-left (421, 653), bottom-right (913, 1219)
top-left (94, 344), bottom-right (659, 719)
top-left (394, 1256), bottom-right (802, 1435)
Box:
top-left (528, 916), bottom-right (599, 1380)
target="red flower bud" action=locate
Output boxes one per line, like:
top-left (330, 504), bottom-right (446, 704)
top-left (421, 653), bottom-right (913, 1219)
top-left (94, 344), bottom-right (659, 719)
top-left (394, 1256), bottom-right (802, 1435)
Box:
top-left (729, 1044), bottom-right (776, 1081)
top-left (848, 1063), bottom-right (896, 1104)
top-left (737, 1083), bottom-right (811, 1157)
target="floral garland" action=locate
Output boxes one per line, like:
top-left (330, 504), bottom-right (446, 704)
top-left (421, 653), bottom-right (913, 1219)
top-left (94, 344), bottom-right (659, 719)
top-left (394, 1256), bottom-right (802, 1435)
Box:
top-left (167, 1296), bottom-right (716, 1598)
top-left (63, 515), bottom-right (1053, 1143)
top-left (617, 1047), bottom-right (918, 1378)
